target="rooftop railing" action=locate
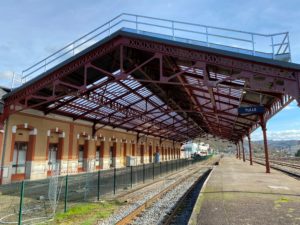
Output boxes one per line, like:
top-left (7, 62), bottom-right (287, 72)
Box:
top-left (11, 13), bottom-right (291, 89)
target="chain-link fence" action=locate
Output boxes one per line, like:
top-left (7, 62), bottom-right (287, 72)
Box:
top-left (0, 156), bottom-right (212, 224)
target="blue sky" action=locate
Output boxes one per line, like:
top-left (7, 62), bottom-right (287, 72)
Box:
top-left (0, 0), bottom-right (300, 140)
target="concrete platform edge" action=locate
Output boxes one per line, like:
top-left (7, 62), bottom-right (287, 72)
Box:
top-left (188, 165), bottom-right (216, 225)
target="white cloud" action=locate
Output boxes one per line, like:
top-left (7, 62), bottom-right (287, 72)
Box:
top-left (283, 105), bottom-right (295, 110)
top-left (0, 71), bottom-right (14, 87)
top-left (0, 70), bottom-right (13, 79)
top-left (252, 129), bottom-right (300, 141)
top-left (282, 100), bottom-right (298, 111)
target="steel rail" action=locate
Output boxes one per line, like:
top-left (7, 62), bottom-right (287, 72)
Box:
top-left (115, 158), bottom-right (218, 225)
top-left (252, 158), bottom-right (300, 179)
top-left (162, 169), bottom-right (212, 225)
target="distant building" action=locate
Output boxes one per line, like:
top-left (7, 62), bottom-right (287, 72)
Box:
top-left (181, 142), bottom-right (211, 158)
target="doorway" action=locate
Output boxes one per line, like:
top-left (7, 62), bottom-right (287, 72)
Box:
top-left (47, 143), bottom-right (58, 176)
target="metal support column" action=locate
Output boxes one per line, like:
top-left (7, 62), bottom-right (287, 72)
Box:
top-left (247, 133), bottom-right (253, 165)
top-left (241, 138), bottom-right (245, 162)
top-left (260, 115), bottom-right (270, 173)
top-left (64, 175), bottom-right (68, 212)
top-left (130, 166), bottom-right (133, 188)
top-left (18, 181), bottom-right (25, 225)
top-left (113, 167), bottom-right (117, 194)
top-left (238, 142), bottom-right (241, 160)
top-left (97, 170), bottom-right (100, 201)
top-left (236, 144), bottom-right (238, 159)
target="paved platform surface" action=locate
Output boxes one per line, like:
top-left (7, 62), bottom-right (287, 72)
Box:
top-left (192, 156), bottom-right (300, 225)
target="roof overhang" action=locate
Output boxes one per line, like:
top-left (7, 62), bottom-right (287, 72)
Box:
top-left (2, 29), bottom-right (300, 142)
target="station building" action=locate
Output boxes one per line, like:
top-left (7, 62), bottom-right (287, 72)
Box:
top-left (0, 87), bottom-right (181, 184)
top-left (1, 14), bottom-right (299, 184)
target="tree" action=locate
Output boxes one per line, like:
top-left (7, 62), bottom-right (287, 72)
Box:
top-left (295, 150), bottom-right (300, 157)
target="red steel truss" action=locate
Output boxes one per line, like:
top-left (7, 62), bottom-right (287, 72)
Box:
top-left (1, 31), bottom-right (300, 143)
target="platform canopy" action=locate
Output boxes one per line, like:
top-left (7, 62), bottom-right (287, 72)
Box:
top-left (2, 14), bottom-right (300, 143)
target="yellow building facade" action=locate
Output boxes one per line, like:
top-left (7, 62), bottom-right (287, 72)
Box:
top-left (0, 109), bottom-right (181, 184)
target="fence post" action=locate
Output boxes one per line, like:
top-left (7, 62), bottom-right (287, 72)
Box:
top-left (166, 161), bottom-right (168, 173)
top-left (97, 170), bottom-right (100, 201)
top-left (152, 163), bottom-right (155, 180)
top-left (113, 168), bottom-right (116, 195)
top-left (130, 166), bottom-right (133, 188)
top-left (143, 164), bottom-right (145, 184)
top-left (64, 175), bottom-right (68, 213)
top-left (18, 181), bottom-right (25, 225)
top-left (160, 162), bottom-right (162, 177)
top-left (176, 159), bottom-right (178, 171)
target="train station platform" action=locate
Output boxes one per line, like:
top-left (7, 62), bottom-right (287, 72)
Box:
top-left (189, 156), bottom-right (300, 225)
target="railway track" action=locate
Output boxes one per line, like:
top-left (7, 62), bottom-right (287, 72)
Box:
top-left (161, 170), bottom-right (211, 225)
top-left (253, 158), bottom-right (300, 179)
top-left (107, 158), bottom-right (219, 225)
top-left (269, 160), bottom-right (300, 170)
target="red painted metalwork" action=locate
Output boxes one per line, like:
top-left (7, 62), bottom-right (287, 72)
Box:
top-left (241, 138), bottom-right (245, 162)
top-left (238, 142), bottom-right (241, 159)
top-left (260, 114), bottom-right (270, 173)
top-left (1, 32), bottom-right (299, 145)
top-left (247, 132), bottom-right (253, 166)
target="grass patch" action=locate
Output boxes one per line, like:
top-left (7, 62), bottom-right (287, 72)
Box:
top-left (275, 197), bottom-right (289, 204)
top-left (49, 200), bottom-right (123, 225)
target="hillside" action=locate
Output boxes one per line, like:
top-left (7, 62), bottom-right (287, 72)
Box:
top-left (197, 139), bottom-right (300, 157)
top-left (251, 140), bottom-right (300, 156)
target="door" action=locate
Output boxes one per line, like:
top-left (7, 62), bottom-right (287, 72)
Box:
top-left (12, 142), bottom-right (27, 180)
top-left (48, 143), bottom-right (58, 176)
top-left (78, 145), bottom-right (84, 171)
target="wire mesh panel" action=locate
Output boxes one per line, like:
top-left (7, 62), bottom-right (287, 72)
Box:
top-left (0, 182), bottom-right (21, 224)
top-left (67, 173), bottom-right (92, 203)
top-left (83, 171), bottom-right (98, 201)
top-left (21, 178), bottom-right (58, 224)
top-left (154, 163), bottom-right (160, 179)
top-left (166, 161), bottom-right (170, 174)
top-left (115, 167), bottom-right (131, 193)
top-left (99, 169), bottom-right (114, 197)
top-left (144, 164), bottom-right (152, 182)
top-left (160, 161), bottom-right (166, 176)
top-left (170, 160), bottom-right (175, 172)
top-left (132, 164), bottom-right (144, 185)
top-left (178, 159), bottom-right (182, 170)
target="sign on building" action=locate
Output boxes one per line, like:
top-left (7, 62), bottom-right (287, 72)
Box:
top-left (238, 106), bottom-right (265, 115)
